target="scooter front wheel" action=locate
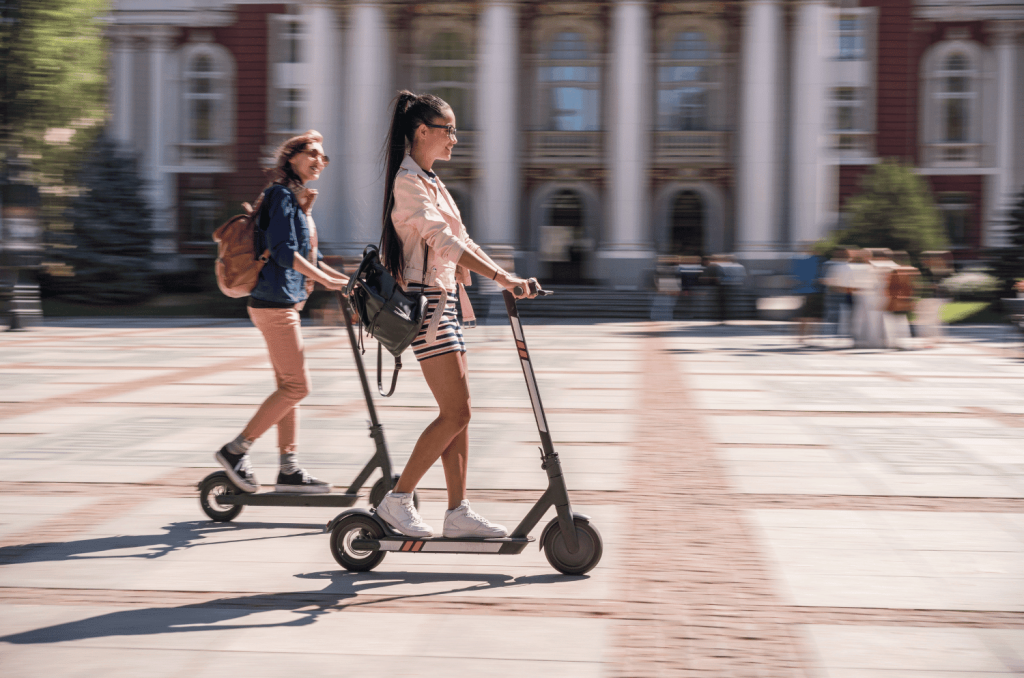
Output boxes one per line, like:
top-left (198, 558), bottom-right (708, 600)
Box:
top-left (330, 514), bottom-right (387, 572)
top-left (198, 471), bottom-right (244, 522)
top-left (542, 517), bottom-right (603, 575)
top-left (368, 474), bottom-right (420, 510)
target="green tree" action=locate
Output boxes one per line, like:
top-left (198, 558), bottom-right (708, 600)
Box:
top-left (815, 160), bottom-right (947, 258)
top-left (0, 0), bottom-right (107, 159)
top-left (49, 133), bottom-right (158, 304)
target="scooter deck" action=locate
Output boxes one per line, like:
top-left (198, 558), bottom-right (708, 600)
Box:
top-left (217, 492), bottom-right (360, 508)
top-left (354, 535), bottom-right (533, 555)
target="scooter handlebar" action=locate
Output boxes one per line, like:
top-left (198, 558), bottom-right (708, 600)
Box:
top-left (512, 278), bottom-right (553, 298)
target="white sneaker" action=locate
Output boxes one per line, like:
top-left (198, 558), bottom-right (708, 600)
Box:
top-left (376, 492), bottom-right (433, 537)
top-left (443, 500), bottom-right (508, 539)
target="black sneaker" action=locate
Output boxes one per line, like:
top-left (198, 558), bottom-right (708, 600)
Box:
top-left (275, 469), bottom-right (332, 494)
top-left (214, 446), bottom-right (259, 493)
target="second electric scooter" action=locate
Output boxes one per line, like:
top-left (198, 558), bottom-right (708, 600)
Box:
top-left (325, 283), bottom-right (603, 576)
top-left (196, 295), bottom-right (416, 522)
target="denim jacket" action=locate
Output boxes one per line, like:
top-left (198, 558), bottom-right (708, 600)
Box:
top-left (250, 182), bottom-right (323, 305)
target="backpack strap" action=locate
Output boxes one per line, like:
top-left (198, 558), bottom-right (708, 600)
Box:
top-left (376, 343), bottom-right (401, 397)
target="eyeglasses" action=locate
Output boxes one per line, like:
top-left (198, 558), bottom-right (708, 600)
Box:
top-left (303, 149), bottom-right (330, 165)
top-left (424, 123), bottom-right (457, 140)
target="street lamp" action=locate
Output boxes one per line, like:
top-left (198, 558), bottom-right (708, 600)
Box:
top-left (0, 171), bottom-right (44, 330)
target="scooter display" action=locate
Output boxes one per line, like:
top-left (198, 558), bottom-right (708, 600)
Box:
top-left (196, 294), bottom-right (417, 522)
top-left (326, 282), bottom-right (603, 576)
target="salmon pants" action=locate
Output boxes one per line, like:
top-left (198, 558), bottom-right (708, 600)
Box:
top-left (242, 306), bottom-right (311, 455)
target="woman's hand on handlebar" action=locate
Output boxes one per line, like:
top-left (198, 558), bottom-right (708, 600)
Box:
top-left (497, 272), bottom-right (535, 299)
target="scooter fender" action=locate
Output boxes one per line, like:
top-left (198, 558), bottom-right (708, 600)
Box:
top-left (539, 512), bottom-right (592, 550)
top-left (324, 507), bottom-right (385, 533)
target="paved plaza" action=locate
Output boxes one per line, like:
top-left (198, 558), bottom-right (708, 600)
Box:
top-left (0, 316), bottom-right (1022, 677)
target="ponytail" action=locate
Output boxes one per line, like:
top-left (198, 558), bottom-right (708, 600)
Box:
top-left (380, 90), bottom-right (450, 281)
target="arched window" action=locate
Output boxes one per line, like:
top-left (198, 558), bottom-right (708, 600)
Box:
top-left (938, 53), bottom-right (972, 143)
top-left (922, 42), bottom-right (982, 166)
top-left (539, 31), bottom-right (600, 131)
top-left (422, 31), bottom-right (473, 130)
top-left (181, 46), bottom-right (233, 162)
top-left (657, 31), bottom-right (719, 131)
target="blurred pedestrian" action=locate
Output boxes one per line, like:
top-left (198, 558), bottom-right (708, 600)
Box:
top-left (677, 255), bottom-right (703, 319)
top-left (823, 249), bottom-right (853, 339)
top-left (215, 130), bottom-right (350, 494)
top-left (884, 251), bottom-right (919, 349)
top-left (848, 249), bottom-right (883, 348)
top-left (373, 91), bottom-right (534, 539)
top-left (703, 254), bottom-right (745, 325)
top-left (792, 252), bottom-right (823, 344)
top-left (915, 251), bottom-right (950, 347)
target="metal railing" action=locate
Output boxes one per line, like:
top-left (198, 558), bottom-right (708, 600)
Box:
top-left (529, 131), bottom-right (602, 161)
top-left (653, 131), bottom-right (728, 162)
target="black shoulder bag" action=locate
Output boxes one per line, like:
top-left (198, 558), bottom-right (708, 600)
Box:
top-left (345, 244), bottom-right (430, 396)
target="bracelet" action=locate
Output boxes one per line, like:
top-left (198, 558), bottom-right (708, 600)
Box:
top-left (491, 269), bottom-right (499, 281)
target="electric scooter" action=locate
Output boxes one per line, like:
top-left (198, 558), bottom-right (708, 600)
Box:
top-left (325, 282), bottom-right (603, 575)
top-left (196, 294), bottom-right (417, 522)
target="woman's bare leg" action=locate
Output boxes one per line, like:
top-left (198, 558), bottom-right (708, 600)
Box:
top-left (393, 350), bottom-right (471, 505)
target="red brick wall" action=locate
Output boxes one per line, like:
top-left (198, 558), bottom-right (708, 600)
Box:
top-left (216, 4), bottom-right (286, 201)
top-left (838, 166), bottom-right (871, 206)
top-left (859, 0), bottom-right (918, 162)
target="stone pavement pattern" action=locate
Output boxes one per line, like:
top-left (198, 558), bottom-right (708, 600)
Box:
top-left (0, 318), bottom-right (1022, 676)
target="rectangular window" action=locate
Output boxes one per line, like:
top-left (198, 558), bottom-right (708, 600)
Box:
top-left (837, 16), bottom-right (865, 60)
top-left (182, 192), bottom-right (222, 242)
top-left (284, 21), bottom-right (303, 64)
top-left (938, 193), bottom-right (971, 247)
top-left (281, 88), bottom-right (304, 133)
top-left (831, 87), bottom-right (868, 151)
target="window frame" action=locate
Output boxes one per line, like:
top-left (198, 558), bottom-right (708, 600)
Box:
top-left (418, 29), bottom-right (475, 131)
top-left (920, 40), bottom-right (984, 167)
top-left (177, 43), bottom-right (235, 165)
top-left (535, 26), bottom-right (603, 132)
top-left (655, 28), bottom-right (722, 132)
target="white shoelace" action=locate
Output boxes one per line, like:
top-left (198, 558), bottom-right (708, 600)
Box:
top-left (399, 495), bottom-right (427, 525)
top-left (461, 506), bottom-right (493, 527)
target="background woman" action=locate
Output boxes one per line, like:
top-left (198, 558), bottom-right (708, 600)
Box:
top-left (375, 91), bottom-right (534, 538)
top-left (215, 130), bottom-right (349, 495)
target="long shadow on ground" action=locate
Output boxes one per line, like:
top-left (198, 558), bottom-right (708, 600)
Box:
top-left (0, 569), bottom-right (575, 645)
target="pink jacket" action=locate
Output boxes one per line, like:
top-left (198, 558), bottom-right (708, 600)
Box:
top-left (391, 154), bottom-right (482, 293)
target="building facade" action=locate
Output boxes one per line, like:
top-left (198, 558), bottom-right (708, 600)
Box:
top-left (109, 0), bottom-right (1024, 287)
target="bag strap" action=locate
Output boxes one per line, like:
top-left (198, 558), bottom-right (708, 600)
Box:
top-left (376, 343), bottom-right (401, 397)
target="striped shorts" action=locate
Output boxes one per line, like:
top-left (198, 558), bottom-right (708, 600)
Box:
top-left (406, 284), bottom-right (466, 362)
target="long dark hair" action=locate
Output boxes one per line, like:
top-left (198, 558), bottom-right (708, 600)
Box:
top-left (380, 90), bottom-right (450, 280)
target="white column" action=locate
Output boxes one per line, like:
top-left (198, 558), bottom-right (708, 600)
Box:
top-left (790, 0), bottom-right (833, 250)
top-left (601, 0), bottom-right (653, 288)
top-left (737, 0), bottom-right (782, 253)
top-left (989, 22), bottom-right (1018, 247)
top-left (305, 4), bottom-right (345, 251)
top-left (148, 27), bottom-right (175, 254)
top-left (343, 3), bottom-right (391, 253)
top-left (112, 28), bottom-right (132, 145)
top-left (475, 0), bottom-right (519, 248)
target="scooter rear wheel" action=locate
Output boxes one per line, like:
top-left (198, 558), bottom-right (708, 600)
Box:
top-left (369, 474), bottom-right (420, 510)
top-left (330, 514), bottom-right (386, 572)
top-left (542, 517), bottom-right (603, 575)
top-left (199, 472), bottom-right (244, 522)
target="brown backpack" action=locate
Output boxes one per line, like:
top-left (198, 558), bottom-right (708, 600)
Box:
top-left (212, 194), bottom-right (270, 298)
top-left (886, 266), bottom-right (918, 313)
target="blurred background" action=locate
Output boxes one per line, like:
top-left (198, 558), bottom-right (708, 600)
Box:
top-left (1, 0), bottom-right (1022, 323)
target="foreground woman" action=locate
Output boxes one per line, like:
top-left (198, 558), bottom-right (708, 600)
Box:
top-left (374, 91), bottom-right (534, 537)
